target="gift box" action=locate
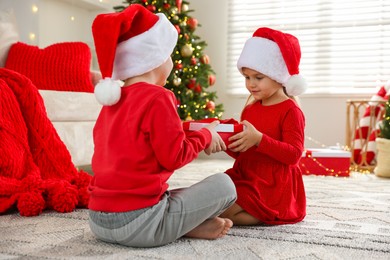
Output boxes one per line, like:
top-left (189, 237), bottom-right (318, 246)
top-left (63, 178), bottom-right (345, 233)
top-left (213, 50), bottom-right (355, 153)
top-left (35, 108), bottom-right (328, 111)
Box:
top-left (183, 118), bottom-right (244, 146)
top-left (299, 148), bottom-right (351, 177)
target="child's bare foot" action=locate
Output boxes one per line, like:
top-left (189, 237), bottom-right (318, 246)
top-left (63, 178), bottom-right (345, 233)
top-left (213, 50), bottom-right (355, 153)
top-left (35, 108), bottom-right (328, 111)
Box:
top-left (185, 217), bottom-right (233, 239)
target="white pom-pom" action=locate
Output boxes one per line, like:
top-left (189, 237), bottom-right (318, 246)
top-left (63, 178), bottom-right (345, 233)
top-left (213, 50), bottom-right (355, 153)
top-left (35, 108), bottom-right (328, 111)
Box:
top-left (284, 74), bottom-right (307, 96)
top-left (94, 77), bottom-right (121, 106)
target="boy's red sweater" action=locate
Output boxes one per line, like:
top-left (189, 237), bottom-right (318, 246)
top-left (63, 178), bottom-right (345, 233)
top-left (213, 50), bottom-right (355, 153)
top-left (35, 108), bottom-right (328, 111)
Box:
top-left (88, 82), bottom-right (211, 212)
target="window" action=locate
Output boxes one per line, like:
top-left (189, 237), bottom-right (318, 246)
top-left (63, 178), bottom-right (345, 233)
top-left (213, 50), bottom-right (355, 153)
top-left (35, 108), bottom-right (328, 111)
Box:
top-left (227, 0), bottom-right (390, 95)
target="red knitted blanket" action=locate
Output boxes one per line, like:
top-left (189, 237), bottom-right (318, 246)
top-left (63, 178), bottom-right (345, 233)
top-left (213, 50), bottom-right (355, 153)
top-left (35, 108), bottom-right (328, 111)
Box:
top-left (0, 68), bottom-right (91, 216)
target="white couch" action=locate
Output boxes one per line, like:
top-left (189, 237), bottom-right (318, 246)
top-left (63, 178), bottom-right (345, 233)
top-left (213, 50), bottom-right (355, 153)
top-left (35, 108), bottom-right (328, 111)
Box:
top-left (1, 9), bottom-right (102, 167)
top-left (39, 89), bottom-right (101, 166)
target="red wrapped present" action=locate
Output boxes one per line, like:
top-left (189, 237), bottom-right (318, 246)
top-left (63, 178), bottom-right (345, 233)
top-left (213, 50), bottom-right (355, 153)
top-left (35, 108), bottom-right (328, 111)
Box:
top-left (183, 118), bottom-right (244, 146)
top-left (299, 148), bottom-right (351, 177)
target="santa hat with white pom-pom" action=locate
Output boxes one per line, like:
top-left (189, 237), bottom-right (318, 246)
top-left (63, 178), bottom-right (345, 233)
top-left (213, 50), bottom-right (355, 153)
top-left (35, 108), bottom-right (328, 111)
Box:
top-left (92, 4), bottom-right (178, 106)
top-left (237, 27), bottom-right (307, 96)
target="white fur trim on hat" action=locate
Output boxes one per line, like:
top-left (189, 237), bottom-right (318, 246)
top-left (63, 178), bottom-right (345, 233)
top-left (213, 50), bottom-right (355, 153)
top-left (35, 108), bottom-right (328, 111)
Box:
top-left (94, 78), bottom-right (121, 106)
top-left (237, 37), bottom-right (290, 85)
top-left (112, 13), bottom-right (178, 80)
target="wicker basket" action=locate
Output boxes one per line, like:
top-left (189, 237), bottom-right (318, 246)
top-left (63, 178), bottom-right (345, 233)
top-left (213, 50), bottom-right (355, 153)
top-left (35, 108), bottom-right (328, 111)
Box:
top-left (346, 100), bottom-right (386, 172)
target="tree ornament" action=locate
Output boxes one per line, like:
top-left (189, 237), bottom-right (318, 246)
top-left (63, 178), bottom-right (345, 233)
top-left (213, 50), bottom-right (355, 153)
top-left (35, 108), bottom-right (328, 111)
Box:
top-left (171, 7), bottom-right (178, 14)
top-left (176, 0), bottom-right (182, 13)
top-left (208, 74), bottom-right (216, 86)
top-left (190, 57), bottom-right (197, 65)
top-left (187, 18), bottom-right (198, 31)
top-left (200, 54), bottom-right (210, 64)
top-left (174, 25), bottom-right (180, 34)
top-left (186, 78), bottom-right (196, 89)
top-left (186, 115), bottom-right (192, 121)
top-left (206, 100), bottom-right (215, 111)
top-left (180, 44), bottom-right (193, 57)
top-left (163, 3), bottom-right (170, 9)
top-left (173, 77), bottom-right (182, 86)
top-left (146, 5), bottom-right (156, 12)
top-left (194, 83), bottom-right (202, 93)
top-left (186, 89), bottom-right (193, 97)
top-left (182, 4), bottom-right (189, 12)
top-left (175, 63), bottom-right (183, 70)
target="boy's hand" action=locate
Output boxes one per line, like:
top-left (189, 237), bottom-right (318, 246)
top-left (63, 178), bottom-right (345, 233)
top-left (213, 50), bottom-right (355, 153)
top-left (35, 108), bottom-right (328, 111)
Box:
top-left (228, 120), bottom-right (262, 152)
top-left (204, 121), bottom-right (227, 155)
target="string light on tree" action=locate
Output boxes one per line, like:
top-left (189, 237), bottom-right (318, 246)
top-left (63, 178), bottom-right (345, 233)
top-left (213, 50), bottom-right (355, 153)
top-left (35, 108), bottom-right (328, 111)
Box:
top-left (114, 0), bottom-right (223, 120)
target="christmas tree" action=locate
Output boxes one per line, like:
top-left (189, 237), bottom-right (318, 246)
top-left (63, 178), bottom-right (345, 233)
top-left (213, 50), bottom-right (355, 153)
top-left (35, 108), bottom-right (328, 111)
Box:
top-left (380, 96), bottom-right (390, 139)
top-left (114, 0), bottom-right (223, 120)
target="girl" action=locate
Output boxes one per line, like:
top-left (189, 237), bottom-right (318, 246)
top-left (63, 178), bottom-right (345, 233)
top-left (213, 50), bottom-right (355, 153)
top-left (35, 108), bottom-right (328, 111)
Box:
top-left (88, 5), bottom-right (236, 248)
top-left (220, 27), bottom-right (307, 225)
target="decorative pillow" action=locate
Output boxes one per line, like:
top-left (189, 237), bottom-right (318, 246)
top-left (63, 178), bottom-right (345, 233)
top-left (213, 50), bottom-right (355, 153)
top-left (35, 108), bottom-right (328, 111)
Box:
top-left (0, 9), bottom-right (19, 67)
top-left (5, 41), bottom-right (94, 92)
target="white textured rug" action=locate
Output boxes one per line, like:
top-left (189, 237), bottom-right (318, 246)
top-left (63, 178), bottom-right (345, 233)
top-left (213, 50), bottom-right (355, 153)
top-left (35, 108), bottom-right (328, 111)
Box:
top-left (1, 159), bottom-right (389, 260)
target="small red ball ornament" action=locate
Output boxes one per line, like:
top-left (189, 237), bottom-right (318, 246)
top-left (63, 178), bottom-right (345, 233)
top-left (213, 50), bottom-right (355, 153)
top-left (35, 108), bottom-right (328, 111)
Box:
top-left (194, 83), bottom-right (202, 93)
top-left (208, 74), bottom-right (216, 86)
top-left (146, 5), bottom-right (156, 12)
top-left (175, 63), bottom-right (183, 70)
top-left (190, 57), bottom-right (197, 65)
top-left (187, 78), bottom-right (196, 89)
top-left (206, 101), bottom-right (215, 110)
top-left (163, 3), bottom-right (170, 9)
top-left (187, 18), bottom-right (198, 31)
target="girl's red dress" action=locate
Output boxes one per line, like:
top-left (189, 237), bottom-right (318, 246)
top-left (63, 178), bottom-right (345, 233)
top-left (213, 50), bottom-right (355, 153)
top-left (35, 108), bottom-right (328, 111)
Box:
top-left (225, 99), bottom-right (306, 225)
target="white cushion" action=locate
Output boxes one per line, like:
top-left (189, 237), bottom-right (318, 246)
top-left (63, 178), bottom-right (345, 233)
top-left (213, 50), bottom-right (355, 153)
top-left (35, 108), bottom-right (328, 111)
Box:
top-left (39, 90), bottom-right (102, 166)
top-left (52, 121), bottom-right (95, 166)
top-left (39, 90), bottom-right (101, 122)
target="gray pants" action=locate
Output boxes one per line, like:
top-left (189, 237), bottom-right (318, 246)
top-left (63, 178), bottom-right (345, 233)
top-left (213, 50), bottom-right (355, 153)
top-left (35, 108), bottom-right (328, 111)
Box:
top-left (89, 173), bottom-right (237, 248)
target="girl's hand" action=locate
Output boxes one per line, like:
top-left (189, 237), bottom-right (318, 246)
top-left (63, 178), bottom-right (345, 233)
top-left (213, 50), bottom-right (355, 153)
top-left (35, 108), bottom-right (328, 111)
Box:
top-left (204, 121), bottom-right (227, 155)
top-left (228, 120), bottom-right (262, 152)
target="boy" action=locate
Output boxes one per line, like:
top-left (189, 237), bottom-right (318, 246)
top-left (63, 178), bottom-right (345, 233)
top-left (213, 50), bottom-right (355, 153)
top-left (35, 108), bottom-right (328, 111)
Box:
top-left (88, 4), bottom-right (237, 248)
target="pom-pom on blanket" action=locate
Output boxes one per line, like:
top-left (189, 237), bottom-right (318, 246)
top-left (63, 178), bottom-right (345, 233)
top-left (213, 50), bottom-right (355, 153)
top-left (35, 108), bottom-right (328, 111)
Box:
top-left (0, 68), bottom-right (91, 216)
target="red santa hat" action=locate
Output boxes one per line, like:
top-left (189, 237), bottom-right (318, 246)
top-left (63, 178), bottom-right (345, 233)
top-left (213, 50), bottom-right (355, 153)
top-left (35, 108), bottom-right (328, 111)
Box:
top-left (92, 4), bottom-right (178, 106)
top-left (237, 27), bottom-right (307, 96)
